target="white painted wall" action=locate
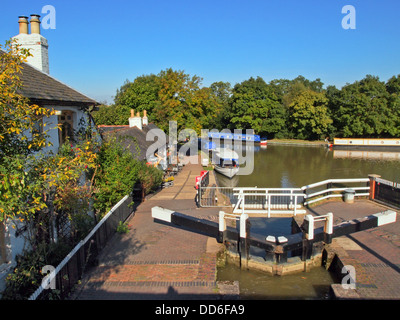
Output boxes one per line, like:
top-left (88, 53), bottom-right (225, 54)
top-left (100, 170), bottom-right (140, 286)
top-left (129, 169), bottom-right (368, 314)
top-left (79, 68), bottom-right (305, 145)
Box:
top-left (12, 33), bottom-right (49, 74)
top-left (0, 220), bottom-right (29, 296)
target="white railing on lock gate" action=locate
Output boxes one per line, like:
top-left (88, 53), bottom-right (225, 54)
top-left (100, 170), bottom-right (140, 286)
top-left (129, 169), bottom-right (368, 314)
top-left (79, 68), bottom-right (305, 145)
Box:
top-left (232, 187), bottom-right (306, 217)
top-left (301, 178), bottom-right (370, 206)
top-left (199, 176), bottom-right (371, 216)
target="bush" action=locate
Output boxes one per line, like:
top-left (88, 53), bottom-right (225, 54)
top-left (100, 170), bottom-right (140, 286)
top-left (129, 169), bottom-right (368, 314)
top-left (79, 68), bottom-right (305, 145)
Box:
top-left (138, 163), bottom-right (163, 199)
top-left (1, 241), bottom-right (72, 300)
top-left (93, 137), bottom-right (163, 216)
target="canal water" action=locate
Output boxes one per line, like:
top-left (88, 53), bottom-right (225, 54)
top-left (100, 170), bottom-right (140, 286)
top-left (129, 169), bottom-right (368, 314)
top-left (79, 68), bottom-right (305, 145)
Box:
top-left (215, 143), bottom-right (400, 299)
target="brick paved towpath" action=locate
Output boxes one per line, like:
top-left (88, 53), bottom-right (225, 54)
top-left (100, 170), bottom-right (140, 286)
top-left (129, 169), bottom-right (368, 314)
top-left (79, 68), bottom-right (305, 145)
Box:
top-left (306, 200), bottom-right (400, 299)
top-left (72, 155), bottom-right (238, 300)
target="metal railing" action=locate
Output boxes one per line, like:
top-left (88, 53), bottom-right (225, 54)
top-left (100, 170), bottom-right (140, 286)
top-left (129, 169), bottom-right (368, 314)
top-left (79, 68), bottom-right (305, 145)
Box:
top-left (198, 173), bottom-right (373, 216)
top-left (302, 178), bottom-right (370, 206)
top-left (232, 188), bottom-right (305, 217)
top-left (29, 195), bottom-right (133, 300)
top-left (373, 177), bottom-right (400, 208)
top-left (198, 185), bottom-right (236, 207)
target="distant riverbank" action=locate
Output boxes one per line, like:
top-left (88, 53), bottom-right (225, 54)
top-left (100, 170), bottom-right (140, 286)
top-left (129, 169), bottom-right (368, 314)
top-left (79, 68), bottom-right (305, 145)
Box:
top-left (267, 139), bottom-right (328, 147)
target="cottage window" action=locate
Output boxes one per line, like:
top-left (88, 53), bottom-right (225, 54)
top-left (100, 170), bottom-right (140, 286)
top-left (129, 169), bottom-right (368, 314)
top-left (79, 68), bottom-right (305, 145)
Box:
top-left (32, 116), bottom-right (43, 135)
top-left (58, 110), bottom-right (74, 145)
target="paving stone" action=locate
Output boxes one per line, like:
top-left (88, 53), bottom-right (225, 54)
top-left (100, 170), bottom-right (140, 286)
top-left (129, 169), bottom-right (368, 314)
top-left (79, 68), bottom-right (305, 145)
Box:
top-left (307, 200), bottom-right (400, 299)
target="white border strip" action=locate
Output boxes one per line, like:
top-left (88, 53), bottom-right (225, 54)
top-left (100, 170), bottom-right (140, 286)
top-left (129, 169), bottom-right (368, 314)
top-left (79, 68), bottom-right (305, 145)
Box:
top-left (373, 210), bottom-right (397, 226)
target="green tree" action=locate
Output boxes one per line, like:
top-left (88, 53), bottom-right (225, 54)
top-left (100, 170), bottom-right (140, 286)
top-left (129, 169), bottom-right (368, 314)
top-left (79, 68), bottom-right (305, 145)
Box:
top-left (270, 76), bottom-right (324, 109)
top-left (385, 75), bottom-right (400, 136)
top-left (329, 75), bottom-right (397, 137)
top-left (209, 81), bottom-right (232, 130)
top-left (228, 77), bottom-right (285, 137)
top-left (288, 90), bottom-right (332, 140)
top-left (154, 68), bottom-right (219, 134)
top-left (386, 75), bottom-right (400, 94)
top-left (114, 74), bottom-right (161, 117)
top-left (92, 104), bottom-right (132, 125)
top-left (107, 69), bottom-right (221, 134)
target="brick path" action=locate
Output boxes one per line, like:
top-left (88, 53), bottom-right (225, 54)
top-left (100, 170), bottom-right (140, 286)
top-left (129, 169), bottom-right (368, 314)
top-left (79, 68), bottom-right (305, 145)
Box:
top-left (72, 156), bottom-right (236, 300)
top-left (307, 200), bottom-right (400, 299)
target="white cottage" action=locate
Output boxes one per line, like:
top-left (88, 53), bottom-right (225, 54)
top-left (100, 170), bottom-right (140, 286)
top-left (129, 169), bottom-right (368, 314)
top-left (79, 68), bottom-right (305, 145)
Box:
top-left (0, 14), bottom-right (99, 293)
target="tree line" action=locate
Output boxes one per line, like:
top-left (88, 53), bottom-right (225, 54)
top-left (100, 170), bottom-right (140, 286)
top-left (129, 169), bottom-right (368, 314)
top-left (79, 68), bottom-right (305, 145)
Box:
top-left (94, 69), bottom-right (400, 140)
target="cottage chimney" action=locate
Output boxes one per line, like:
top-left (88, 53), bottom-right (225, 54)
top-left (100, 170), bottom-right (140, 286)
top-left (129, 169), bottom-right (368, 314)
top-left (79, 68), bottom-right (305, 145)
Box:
top-left (30, 14), bottom-right (41, 34)
top-left (129, 109), bottom-right (142, 130)
top-left (142, 110), bottom-right (148, 126)
top-left (18, 16), bottom-right (29, 34)
top-left (12, 14), bottom-right (50, 74)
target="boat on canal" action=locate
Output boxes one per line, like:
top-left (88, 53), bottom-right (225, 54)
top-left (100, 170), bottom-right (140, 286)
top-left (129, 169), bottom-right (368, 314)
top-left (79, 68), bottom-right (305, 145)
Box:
top-left (331, 138), bottom-right (400, 151)
top-left (212, 147), bottom-right (239, 178)
top-left (260, 137), bottom-right (268, 146)
top-left (207, 131), bottom-right (260, 143)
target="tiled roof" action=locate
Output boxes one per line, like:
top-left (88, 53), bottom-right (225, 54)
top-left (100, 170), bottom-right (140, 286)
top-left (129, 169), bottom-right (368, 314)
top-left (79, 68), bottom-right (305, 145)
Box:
top-left (97, 125), bottom-right (129, 133)
top-left (102, 125), bottom-right (154, 161)
top-left (1, 50), bottom-right (98, 106)
top-left (100, 123), bottom-right (169, 161)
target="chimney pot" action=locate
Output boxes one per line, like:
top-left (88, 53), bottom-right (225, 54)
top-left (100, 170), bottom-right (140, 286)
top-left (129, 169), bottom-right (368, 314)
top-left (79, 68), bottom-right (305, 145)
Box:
top-left (142, 110), bottom-right (148, 126)
top-left (13, 14), bottom-right (49, 74)
top-left (30, 14), bottom-right (41, 34)
top-left (18, 16), bottom-right (29, 34)
top-left (129, 109), bottom-right (142, 129)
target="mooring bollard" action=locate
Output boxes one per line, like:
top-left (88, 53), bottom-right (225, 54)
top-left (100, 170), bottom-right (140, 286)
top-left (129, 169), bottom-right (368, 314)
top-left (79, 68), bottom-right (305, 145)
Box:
top-left (218, 211), bottom-right (226, 243)
top-left (303, 213), bottom-right (333, 243)
top-left (265, 236), bottom-right (277, 262)
top-left (276, 236), bottom-right (288, 263)
top-left (303, 215), bottom-right (314, 240)
top-left (324, 212), bottom-right (333, 244)
top-left (301, 213), bottom-right (334, 261)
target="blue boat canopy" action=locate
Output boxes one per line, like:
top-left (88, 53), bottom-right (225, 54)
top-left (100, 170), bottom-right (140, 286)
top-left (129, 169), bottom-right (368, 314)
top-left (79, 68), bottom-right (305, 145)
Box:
top-left (208, 132), bottom-right (260, 142)
top-left (203, 141), bottom-right (216, 150)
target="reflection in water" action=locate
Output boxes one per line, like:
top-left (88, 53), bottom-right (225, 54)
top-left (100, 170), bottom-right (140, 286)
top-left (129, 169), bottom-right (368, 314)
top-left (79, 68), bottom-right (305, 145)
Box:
top-left (333, 150), bottom-right (400, 161)
top-left (217, 144), bottom-right (400, 188)
top-left (214, 172), bottom-right (239, 188)
top-left (216, 144), bottom-right (400, 299)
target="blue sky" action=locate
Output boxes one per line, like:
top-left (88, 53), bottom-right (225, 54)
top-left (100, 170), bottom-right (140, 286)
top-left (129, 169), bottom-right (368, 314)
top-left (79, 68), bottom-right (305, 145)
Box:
top-left (1, 0), bottom-right (400, 104)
